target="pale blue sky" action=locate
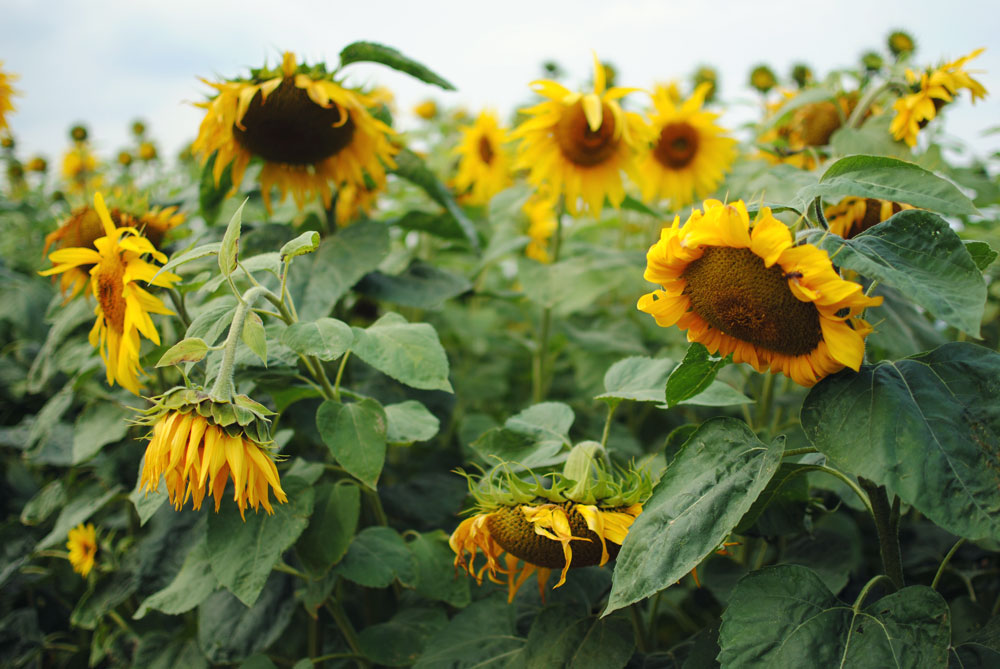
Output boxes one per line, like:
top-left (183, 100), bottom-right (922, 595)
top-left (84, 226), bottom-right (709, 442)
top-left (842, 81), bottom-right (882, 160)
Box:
top-left (3, 0), bottom-right (999, 164)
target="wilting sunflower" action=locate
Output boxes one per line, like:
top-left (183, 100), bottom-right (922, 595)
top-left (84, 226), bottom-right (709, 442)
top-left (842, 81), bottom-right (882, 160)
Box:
top-left (0, 62), bottom-right (18, 131)
top-left (137, 387), bottom-right (286, 519)
top-left (511, 52), bottom-right (646, 217)
top-left (638, 199), bottom-right (882, 387)
top-left (450, 444), bottom-right (650, 602)
top-left (758, 91), bottom-right (857, 169)
top-left (43, 196), bottom-right (184, 299)
top-left (636, 83), bottom-right (737, 208)
top-left (39, 192), bottom-right (180, 394)
top-left (825, 197), bottom-right (913, 239)
top-left (66, 523), bottom-right (97, 578)
top-left (523, 192), bottom-right (559, 263)
top-left (334, 180), bottom-right (381, 227)
top-left (890, 48), bottom-right (987, 147)
top-left (193, 51), bottom-right (397, 213)
top-left (451, 110), bottom-right (512, 206)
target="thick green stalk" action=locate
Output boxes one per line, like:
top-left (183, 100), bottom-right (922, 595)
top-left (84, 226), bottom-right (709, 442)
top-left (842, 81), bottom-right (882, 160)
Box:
top-left (859, 477), bottom-right (905, 590)
top-left (209, 285), bottom-right (270, 401)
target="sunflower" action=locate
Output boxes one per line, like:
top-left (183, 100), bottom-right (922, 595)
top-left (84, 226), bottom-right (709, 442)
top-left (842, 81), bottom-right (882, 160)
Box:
top-left (758, 91), bottom-right (857, 169)
top-left (43, 197), bottom-right (184, 299)
top-left (636, 83), bottom-right (737, 208)
top-left (334, 180), bottom-right (382, 227)
top-left (137, 387), bottom-right (286, 519)
top-left (451, 110), bottom-right (512, 206)
top-left (413, 99), bottom-right (438, 120)
top-left (692, 66), bottom-right (719, 103)
top-left (66, 523), bottom-right (98, 578)
top-left (61, 142), bottom-right (99, 193)
top-left (510, 52), bottom-right (646, 217)
top-left (138, 141), bottom-right (157, 162)
top-left (39, 192), bottom-right (180, 394)
top-left (749, 65), bottom-right (777, 94)
top-left (523, 192), bottom-right (559, 263)
top-left (192, 51), bottom-right (397, 213)
top-left (824, 197), bottom-right (913, 239)
top-left (890, 48), bottom-right (987, 147)
top-left (0, 62), bottom-right (18, 131)
top-left (450, 446), bottom-right (650, 602)
top-left (638, 199), bottom-right (882, 387)
top-left (888, 30), bottom-right (916, 58)
top-left (27, 156), bottom-right (47, 173)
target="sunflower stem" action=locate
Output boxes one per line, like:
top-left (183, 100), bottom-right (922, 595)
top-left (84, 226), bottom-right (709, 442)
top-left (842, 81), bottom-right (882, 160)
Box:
top-left (852, 574), bottom-right (894, 612)
top-left (209, 285), bottom-right (271, 402)
top-left (629, 603), bottom-right (649, 653)
top-left (781, 446), bottom-right (818, 458)
top-left (333, 351), bottom-right (351, 403)
top-left (599, 400), bottom-right (620, 450)
top-left (754, 374), bottom-right (775, 431)
top-left (167, 288), bottom-right (191, 329)
top-left (325, 598), bottom-right (369, 669)
top-left (848, 80), bottom-right (893, 129)
top-left (858, 477), bottom-right (905, 590)
top-left (931, 538), bottom-right (965, 590)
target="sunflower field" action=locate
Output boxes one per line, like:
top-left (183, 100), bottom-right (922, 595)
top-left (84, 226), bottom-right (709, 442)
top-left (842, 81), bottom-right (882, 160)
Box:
top-left (1, 31), bottom-right (999, 668)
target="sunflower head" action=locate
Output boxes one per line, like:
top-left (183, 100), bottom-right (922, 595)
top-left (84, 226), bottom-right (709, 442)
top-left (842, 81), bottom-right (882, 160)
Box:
top-left (27, 156), bottom-right (47, 173)
top-left (451, 110), bottom-right (512, 206)
top-left (692, 66), bottom-right (719, 103)
top-left (511, 52), bottom-right (646, 217)
top-left (66, 523), bottom-right (98, 578)
top-left (749, 65), bottom-right (777, 93)
top-left (136, 387), bottom-right (286, 519)
top-left (138, 141), bottom-right (157, 162)
top-left (450, 443), bottom-right (650, 601)
top-left (118, 151), bottom-right (133, 167)
top-left (0, 61), bottom-right (18, 131)
top-left (192, 51), bottom-right (398, 214)
top-left (636, 82), bottom-right (738, 207)
top-left (790, 63), bottom-right (814, 89)
top-left (824, 197), bottom-right (914, 239)
top-left (888, 30), bottom-right (916, 58)
top-left (413, 99), bottom-right (438, 119)
top-left (638, 199), bottom-right (883, 387)
top-left (131, 120), bottom-right (147, 137)
top-left (70, 124), bottom-right (89, 142)
top-left (523, 192), bottom-right (559, 263)
top-left (0, 134), bottom-right (13, 150)
top-left (861, 51), bottom-right (884, 72)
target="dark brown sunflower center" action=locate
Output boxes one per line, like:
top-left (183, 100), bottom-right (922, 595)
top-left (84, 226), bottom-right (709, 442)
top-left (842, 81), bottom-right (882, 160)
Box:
top-left (792, 102), bottom-right (842, 147)
top-left (849, 199), bottom-right (902, 238)
top-left (96, 261), bottom-right (126, 334)
top-left (654, 122), bottom-right (700, 169)
top-left (682, 246), bottom-right (822, 356)
top-left (555, 100), bottom-right (618, 167)
top-left (232, 79), bottom-right (355, 165)
top-left (486, 504), bottom-right (621, 569)
top-left (478, 135), bottom-right (495, 165)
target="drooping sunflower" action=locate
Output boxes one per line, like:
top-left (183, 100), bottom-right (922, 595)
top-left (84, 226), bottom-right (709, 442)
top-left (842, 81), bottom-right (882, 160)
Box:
top-left (824, 197), bottom-right (913, 239)
top-left (523, 191), bottom-right (559, 263)
top-left (66, 523), bottom-right (98, 578)
top-left (758, 91), bottom-right (857, 170)
top-left (890, 48), bottom-right (987, 147)
top-left (137, 387), bottom-right (286, 519)
top-left (636, 83), bottom-right (737, 208)
top-left (638, 200), bottom-right (882, 387)
top-left (451, 110), bottom-right (512, 206)
top-left (39, 192), bottom-right (180, 394)
top-left (0, 61), bottom-right (18, 131)
top-left (450, 446), bottom-right (650, 602)
top-left (334, 180), bottom-right (381, 227)
top-left (43, 195), bottom-right (184, 299)
top-left (192, 51), bottom-right (397, 213)
top-left (510, 53), bottom-right (646, 217)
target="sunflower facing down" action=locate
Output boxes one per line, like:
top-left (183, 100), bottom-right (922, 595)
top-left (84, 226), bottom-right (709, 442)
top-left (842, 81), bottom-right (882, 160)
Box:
top-left (66, 523), bottom-right (98, 578)
top-left (638, 200), bottom-right (882, 387)
top-left (40, 192), bottom-right (180, 394)
top-left (511, 52), bottom-right (647, 217)
top-left (192, 52), bottom-right (398, 213)
top-left (636, 83), bottom-right (737, 208)
top-left (137, 388), bottom-right (286, 519)
top-left (0, 61), bottom-right (18, 131)
top-left (450, 445), bottom-right (650, 602)
top-left (890, 48), bottom-right (987, 147)
top-left (451, 110), bottom-right (512, 206)
top-left (824, 197), bottom-right (913, 239)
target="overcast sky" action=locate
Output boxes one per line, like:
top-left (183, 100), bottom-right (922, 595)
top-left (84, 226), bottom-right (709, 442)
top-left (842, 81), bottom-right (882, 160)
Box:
top-left (3, 0), bottom-right (999, 165)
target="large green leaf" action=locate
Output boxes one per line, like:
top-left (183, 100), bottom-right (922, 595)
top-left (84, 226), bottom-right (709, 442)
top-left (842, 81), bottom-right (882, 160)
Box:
top-left (206, 476), bottom-right (315, 606)
top-left (718, 565), bottom-right (950, 667)
top-left (351, 313), bottom-right (453, 392)
top-left (504, 402), bottom-right (574, 445)
top-left (385, 400), bottom-right (440, 444)
top-left (279, 318), bottom-right (353, 361)
top-left (517, 606), bottom-right (635, 669)
top-left (356, 261), bottom-right (472, 309)
top-left (339, 42), bottom-right (455, 90)
top-left (414, 594), bottom-right (524, 668)
top-left (809, 210), bottom-right (986, 336)
top-left (293, 219), bottom-right (390, 320)
top-left (406, 531), bottom-right (471, 608)
top-left (801, 342), bottom-right (1000, 542)
top-left (197, 573), bottom-right (296, 664)
top-left (335, 526), bottom-right (416, 588)
top-left (316, 399), bottom-right (387, 488)
top-left (37, 484), bottom-right (122, 549)
top-left (359, 606), bottom-right (448, 667)
top-left (295, 481), bottom-right (360, 576)
top-left (470, 427), bottom-right (564, 470)
top-left (391, 149), bottom-right (480, 251)
top-left (605, 418), bottom-right (782, 613)
top-left (519, 255), bottom-right (632, 316)
top-left (596, 356), bottom-right (674, 403)
top-left (665, 343), bottom-right (732, 407)
top-left (795, 154), bottom-right (977, 214)
top-left (134, 535), bottom-right (218, 618)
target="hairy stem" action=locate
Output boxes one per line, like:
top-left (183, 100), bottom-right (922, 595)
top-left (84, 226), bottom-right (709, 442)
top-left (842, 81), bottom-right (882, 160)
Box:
top-left (859, 477), bottom-right (905, 590)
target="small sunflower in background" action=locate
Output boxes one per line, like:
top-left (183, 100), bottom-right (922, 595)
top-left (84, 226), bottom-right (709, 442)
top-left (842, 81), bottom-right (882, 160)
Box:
top-left (523, 191), bottom-right (559, 263)
top-left (824, 197), bottom-right (913, 239)
top-left (0, 61), bottom-right (18, 131)
top-left (413, 99), bottom-right (438, 119)
top-left (749, 65), bottom-right (777, 94)
top-left (40, 192), bottom-right (180, 394)
top-left (888, 30), bottom-right (916, 59)
top-left (66, 523), bottom-right (98, 578)
top-left (450, 443), bottom-right (650, 602)
top-left (692, 66), bottom-right (719, 104)
top-left (635, 83), bottom-right (737, 209)
top-left (890, 48), bottom-right (987, 147)
top-left (638, 200), bottom-right (882, 387)
top-left (451, 110), bottom-right (512, 206)
top-left (137, 387), bottom-right (287, 520)
top-left (62, 125), bottom-right (100, 193)
top-left (193, 51), bottom-right (397, 213)
top-left (511, 52), bottom-right (646, 217)
top-left (26, 156), bottom-right (47, 173)
top-left (137, 141), bottom-right (158, 162)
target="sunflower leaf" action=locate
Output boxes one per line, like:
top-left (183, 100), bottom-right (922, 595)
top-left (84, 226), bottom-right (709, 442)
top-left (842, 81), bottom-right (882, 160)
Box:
top-left (278, 231), bottom-right (320, 262)
top-left (795, 154), bottom-right (978, 215)
top-left (280, 318), bottom-right (352, 362)
top-left (295, 481), bottom-right (360, 577)
top-left (356, 261), bottom-right (472, 309)
top-left (808, 210), bottom-right (986, 337)
top-left (316, 399), bottom-right (388, 489)
top-left (801, 342), bottom-right (1000, 543)
top-left (335, 526), bottom-right (416, 589)
top-left (385, 400), bottom-right (440, 444)
top-left (339, 41), bottom-right (455, 91)
top-left (241, 312), bottom-right (267, 366)
top-left (218, 198), bottom-right (247, 277)
top-left (597, 356), bottom-right (674, 404)
top-left (964, 240), bottom-right (998, 271)
top-left (156, 338), bottom-right (209, 367)
top-left (350, 313), bottom-right (453, 392)
top-left (664, 343), bottom-right (731, 408)
top-left (718, 565), bottom-right (950, 667)
top-left (605, 418), bottom-right (782, 614)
